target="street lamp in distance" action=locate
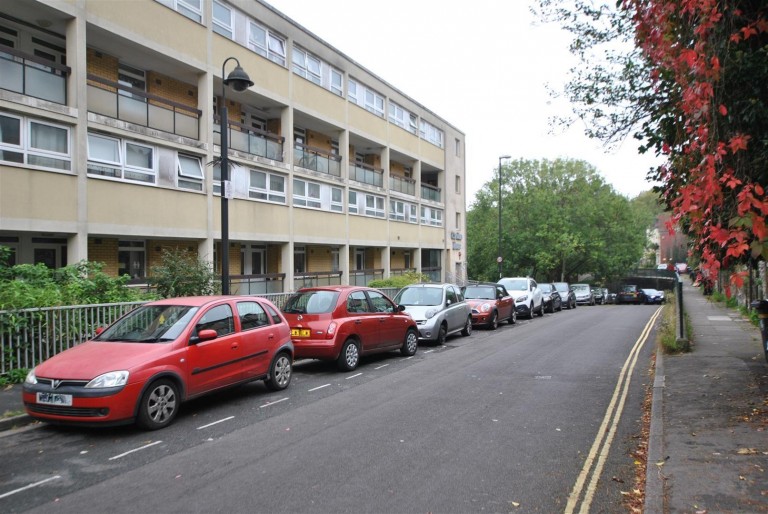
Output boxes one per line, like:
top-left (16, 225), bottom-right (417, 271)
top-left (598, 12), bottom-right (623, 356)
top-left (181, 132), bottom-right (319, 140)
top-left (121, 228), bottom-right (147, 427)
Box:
top-left (219, 57), bottom-right (253, 295)
top-left (498, 155), bottom-right (512, 279)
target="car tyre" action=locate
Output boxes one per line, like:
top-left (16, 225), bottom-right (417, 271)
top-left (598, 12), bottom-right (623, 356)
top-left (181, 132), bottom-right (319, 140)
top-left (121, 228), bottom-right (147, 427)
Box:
top-left (401, 328), bottom-right (418, 356)
top-left (537, 302), bottom-right (545, 317)
top-left (508, 310), bottom-right (517, 324)
top-left (461, 316), bottom-right (472, 336)
top-left (337, 339), bottom-right (360, 371)
top-left (489, 311), bottom-right (498, 330)
top-left (265, 351), bottom-right (292, 391)
top-left (137, 378), bottom-right (179, 430)
top-left (436, 323), bottom-right (448, 345)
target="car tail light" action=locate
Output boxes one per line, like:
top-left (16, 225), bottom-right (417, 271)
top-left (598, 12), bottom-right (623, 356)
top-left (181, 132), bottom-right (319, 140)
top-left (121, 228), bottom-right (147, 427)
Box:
top-left (326, 321), bottom-right (338, 338)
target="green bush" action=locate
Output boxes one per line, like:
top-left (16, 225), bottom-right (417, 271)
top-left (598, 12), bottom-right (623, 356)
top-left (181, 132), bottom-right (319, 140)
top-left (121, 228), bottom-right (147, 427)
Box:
top-left (368, 271), bottom-right (430, 289)
top-left (150, 248), bottom-right (218, 298)
top-left (659, 292), bottom-right (692, 353)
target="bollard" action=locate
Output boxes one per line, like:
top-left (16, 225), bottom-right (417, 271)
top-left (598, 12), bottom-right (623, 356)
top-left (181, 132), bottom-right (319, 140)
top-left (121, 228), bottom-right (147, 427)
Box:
top-left (751, 299), bottom-right (768, 363)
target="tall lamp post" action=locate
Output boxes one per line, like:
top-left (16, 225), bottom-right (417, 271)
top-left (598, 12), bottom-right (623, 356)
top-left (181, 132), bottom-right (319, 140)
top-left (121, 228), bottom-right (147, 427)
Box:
top-left (219, 57), bottom-right (253, 295)
top-left (498, 155), bottom-right (511, 279)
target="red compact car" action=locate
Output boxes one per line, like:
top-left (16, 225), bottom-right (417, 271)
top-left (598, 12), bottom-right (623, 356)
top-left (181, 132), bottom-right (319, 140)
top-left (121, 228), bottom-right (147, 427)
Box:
top-left (461, 283), bottom-right (517, 329)
top-left (23, 296), bottom-right (294, 430)
top-left (282, 286), bottom-right (418, 371)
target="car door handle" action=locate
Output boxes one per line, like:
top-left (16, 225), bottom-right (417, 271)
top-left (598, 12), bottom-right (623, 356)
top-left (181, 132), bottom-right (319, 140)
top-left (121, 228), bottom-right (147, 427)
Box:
top-left (268, 333), bottom-right (274, 340)
top-left (378, 318), bottom-right (387, 323)
top-left (355, 319), bottom-right (362, 324)
top-left (231, 343), bottom-right (239, 350)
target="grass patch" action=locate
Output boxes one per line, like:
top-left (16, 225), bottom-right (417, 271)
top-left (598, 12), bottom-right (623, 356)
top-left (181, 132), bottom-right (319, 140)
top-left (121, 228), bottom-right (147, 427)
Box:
top-left (658, 291), bottom-right (692, 353)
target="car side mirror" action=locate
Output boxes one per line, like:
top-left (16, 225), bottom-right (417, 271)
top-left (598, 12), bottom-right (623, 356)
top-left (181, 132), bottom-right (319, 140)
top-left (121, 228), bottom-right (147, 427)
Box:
top-left (190, 329), bottom-right (218, 344)
top-left (396, 304), bottom-right (406, 312)
top-left (95, 326), bottom-right (106, 336)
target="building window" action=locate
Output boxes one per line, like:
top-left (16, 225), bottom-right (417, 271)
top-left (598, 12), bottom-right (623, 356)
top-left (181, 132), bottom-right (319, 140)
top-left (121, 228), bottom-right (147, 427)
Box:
top-left (455, 175), bottom-right (461, 194)
top-left (455, 138), bottom-right (461, 156)
top-left (177, 153), bottom-right (204, 191)
top-left (331, 248), bottom-right (340, 271)
top-left (348, 79), bottom-right (358, 103)
top-left (155, 0), bottom-right (202, 23)
top-left (249, 169), bottom-right (286, 203)
top-left (419, 119), bottom-right (444, 148)
top-left (421, 206), bottom-right (443, 227)
top-left (330, 69), bottom-right (343, 96)
top-left (212, 1), bottom-right (233, 38)
top-left (293, 178), bottom-right (321, 209)
top-left (403, 251), bottom-right (412, 269)
top-left (118, 240), bottom-right (146, 279)
top-left (331, 187), bottom-right (343, 212)
top-left (0, 113), bottom-right (71, 171)
top-left (118, 63), bottom-right (146, 100)
top-left (364, 194), bottom-right (385, 218)
top-left (348, 78), bottom-right (385, 118)
top-left (388, 102), bottom-right (418, 134)
top-left (87, 132), bottom-right (155, 184)
top-left (455, 212), bottom-right (461, 229)
top-left (348, 190), bottom-right (358, 214)
top-left (248, 21), bottom-right (286, 66)
top-left (294, 245), bottom-right (306, 273)
top-left (292, 47), bottom-right (321, 85)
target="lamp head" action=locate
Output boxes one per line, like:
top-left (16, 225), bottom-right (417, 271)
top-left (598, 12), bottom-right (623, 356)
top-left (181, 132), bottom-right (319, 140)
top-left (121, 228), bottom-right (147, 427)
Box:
top-left (499, 155), bottom-right (512, 160)
top-left (224, 65), bottom-right (254, 92)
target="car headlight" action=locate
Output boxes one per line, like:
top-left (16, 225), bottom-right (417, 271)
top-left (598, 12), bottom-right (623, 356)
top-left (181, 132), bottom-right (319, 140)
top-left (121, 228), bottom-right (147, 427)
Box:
top-left (516, 295), bottom-right (528, 303)
top-left (85, 371), bottom-right (129, 389)
top-left (25, 369), bottom-right (37, 385)
top-left (425, 309), bottom-right (438, 319)
top-left (480, 303), bottom-right (491, 313)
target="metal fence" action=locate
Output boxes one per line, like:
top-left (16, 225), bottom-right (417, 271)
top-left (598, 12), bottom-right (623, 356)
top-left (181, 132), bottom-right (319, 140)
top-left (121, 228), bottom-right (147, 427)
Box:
top-left (0, 288), bottom-right (402, 375)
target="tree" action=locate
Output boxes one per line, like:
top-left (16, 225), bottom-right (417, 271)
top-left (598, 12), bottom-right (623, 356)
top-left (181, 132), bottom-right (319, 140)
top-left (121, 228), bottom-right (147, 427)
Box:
top-left (150, 248), bottom-right (218, 298)
top-left (466, 158), bottom-right (650, 283)
top-left (536, 0), bottom-right (768, 287)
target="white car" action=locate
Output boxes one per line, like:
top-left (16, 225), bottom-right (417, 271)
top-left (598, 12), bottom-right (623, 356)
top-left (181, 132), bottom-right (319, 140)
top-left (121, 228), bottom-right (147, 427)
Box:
top-left (497, 277), bottom-right (544, 319)
top-left (393, 283), bottom-right (473, 344)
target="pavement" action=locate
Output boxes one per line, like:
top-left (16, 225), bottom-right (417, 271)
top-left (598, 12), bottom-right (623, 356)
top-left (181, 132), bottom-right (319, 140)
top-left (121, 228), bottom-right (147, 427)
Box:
top-left (1, 282), bottom-right (766, 513)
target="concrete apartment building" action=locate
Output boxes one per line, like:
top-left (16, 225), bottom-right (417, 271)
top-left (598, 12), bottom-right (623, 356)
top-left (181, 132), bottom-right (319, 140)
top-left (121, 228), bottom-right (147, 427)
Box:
top-left (0, 0), bottom-right (467, 293)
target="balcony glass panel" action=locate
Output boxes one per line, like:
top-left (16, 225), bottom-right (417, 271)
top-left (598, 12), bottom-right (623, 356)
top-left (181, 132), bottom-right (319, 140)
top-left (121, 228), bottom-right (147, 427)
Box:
top-left (119, 95), bottom-right (149, 126)
top-left (214, 121), bottom-right (284, 161)
top-left (0, 50), bottom-right (68, 104)
top-left (294, 144), bottom-right (341, 177)
top-left (0, 58), bottom-right (23, 93)
top-left (421, 184), bottom-right (442, 203)
top-left (350, 163), bottom-right (383, 187)
top-left (25, 66), bottom-right (66, 104)
top-left (389, 174), bottom-right (416, 196)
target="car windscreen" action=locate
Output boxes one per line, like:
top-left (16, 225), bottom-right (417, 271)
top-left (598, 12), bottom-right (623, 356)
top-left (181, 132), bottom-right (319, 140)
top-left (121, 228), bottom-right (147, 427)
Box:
top-left (283, 291), bottom-right (339, 314)
top-left (500, 279), bottom-right (527, 291)
top-left (94, 305), bottom-right (199, 343)
top-left (554, 283), bottom-right (568, 292)
top-left (573, 285), bottom-right (589, 291)
top-left (539, 284), bottom-right (553, 293)
top-left (394, 287), bottom-right (443, 306)
top-left (462, 286), bottom-right (495, 300)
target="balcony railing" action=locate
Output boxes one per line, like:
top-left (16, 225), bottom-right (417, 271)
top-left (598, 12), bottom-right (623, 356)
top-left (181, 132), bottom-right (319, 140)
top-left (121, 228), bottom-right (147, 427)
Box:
top-left (421, 266), bottom-right (442, 283)
top-left (0, 45), bottom-right (69, 104)
top-left (350, 162), bottom-right (384, 187)
top-left (389, 174), bottom-right (416, 196)
top-left (421, 183), bottom-right (442, 203)
top-left (214, 117), bottom-right (284, 162)
top-left (229, 273), bottom-right (286, 295)
top-left (349, 268), bottom-right (384, 286)
top-left (293, 143), bottom-right (342, 177)
top-left (293, 271), bottom-right (343, 290)
top-left (87, 74), bottom-right (200, 139)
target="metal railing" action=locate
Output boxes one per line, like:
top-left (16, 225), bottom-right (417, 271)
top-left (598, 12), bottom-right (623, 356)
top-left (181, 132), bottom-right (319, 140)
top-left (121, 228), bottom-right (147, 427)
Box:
top-left (349, 162), bottom-right (384, 187)
top-left (293, 271), bottom-right (343, 291)
top-left (421, 183), bottom-right (441, 203)
top-left (87, 74), bottom-right (201, 139)
top-left (0, 45), bottom-right (69, 104)
top-left (214, 118), bottom-right (284, 162)
top-left (389, 174), bottom-right (416, 196)
top-left (349, 268), bottom-right (384, 286)
top-left (293, 143), bottom-right (341, 176)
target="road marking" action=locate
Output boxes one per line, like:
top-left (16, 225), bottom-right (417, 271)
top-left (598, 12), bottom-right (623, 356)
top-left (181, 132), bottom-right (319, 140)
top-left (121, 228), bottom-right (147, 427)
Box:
top-left (345, 372), bottom-right (363, 380)
top-left (423, 349), bottom-right (435, 354)
top-left (374, 364), bottom-right (389, 370)
top-left (259, 397), bottom-right (288, 408)
top-left (308, 384), bottom-right (331, 392)
top-left (109, 440), bottom-right (163, 461)
top-left (565, 306), bottom-right (663, 514)
top-left (197, 416), bottom-right (235, 430)
top-left (0, 475), bottom-right (61, 500)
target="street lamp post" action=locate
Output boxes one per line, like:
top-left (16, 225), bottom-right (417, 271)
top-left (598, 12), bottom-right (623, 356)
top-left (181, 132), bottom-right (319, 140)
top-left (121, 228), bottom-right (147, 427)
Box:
top-left (219, 57), bottom-right (253, 295)
top-left (498, 155), bottom-right (511, 279)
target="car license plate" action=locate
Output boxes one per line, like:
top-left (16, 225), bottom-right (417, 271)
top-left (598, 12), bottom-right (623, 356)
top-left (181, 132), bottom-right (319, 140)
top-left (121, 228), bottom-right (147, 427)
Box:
top-left (36, 392), bottom-right (73, 406)
top-left (291, 328), bottom-right (311, 337)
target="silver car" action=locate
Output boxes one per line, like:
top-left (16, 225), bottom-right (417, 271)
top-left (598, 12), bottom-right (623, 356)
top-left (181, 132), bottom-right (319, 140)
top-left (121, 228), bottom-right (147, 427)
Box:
top-left (393, 283), bottom-right (473, 344)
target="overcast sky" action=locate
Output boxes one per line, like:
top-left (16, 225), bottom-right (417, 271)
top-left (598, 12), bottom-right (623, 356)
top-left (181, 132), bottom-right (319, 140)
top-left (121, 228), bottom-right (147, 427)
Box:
top-left (264, 0), bottom-right (661, 206)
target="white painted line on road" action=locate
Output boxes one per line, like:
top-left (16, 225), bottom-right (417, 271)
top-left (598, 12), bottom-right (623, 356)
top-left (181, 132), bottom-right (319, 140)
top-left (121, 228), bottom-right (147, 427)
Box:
top-left (0, 475), bottom-right (61, 500)
top-left (345, 372), bottom-right (363, 380)
top-left (109, 440), bottom-right (162, 461)
top-left (308, 383), bottom-right (331, 392)
top-left (374, 364), bottom-right (389, 370)
top-left (197, 416), bottom-right (235, 430)
top-left (423, 350), bottom-right (435, 354)
top-left (259, 397), bottom-right (288, 408)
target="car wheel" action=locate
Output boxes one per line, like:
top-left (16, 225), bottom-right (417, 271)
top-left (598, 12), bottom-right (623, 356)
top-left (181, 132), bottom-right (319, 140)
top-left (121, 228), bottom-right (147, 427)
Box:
top-left (509, 310), bottom-right (517, 324)
top-left (557, 301), bottom-right (563, 312)
top-left (461, 316), bottom-right (472, 336)
top-left (401, 328), bottom-right (418, 356)
top-left (136, 379), bottom-right (179, 430)
top-left (489, 311), bottom-right (498, 330)
top-left (537, 302), bottom-right (545, 317)
top-left (436, 323), bottom-right (448, 345)
top-left (265, 351), bottom-right (292, 391)
top-left (337, 339), bottom-right (360, 371)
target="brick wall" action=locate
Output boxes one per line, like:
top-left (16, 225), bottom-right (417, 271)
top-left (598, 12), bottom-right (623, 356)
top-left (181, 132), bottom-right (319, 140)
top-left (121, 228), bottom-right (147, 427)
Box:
top-left (88, 238), bottom-right (119, 275)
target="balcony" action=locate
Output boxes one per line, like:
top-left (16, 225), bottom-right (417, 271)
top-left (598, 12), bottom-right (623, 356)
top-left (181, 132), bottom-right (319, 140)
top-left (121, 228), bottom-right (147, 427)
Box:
top-left (390, 174), bottom-right (416, 196)
top-left (214, 117), bottom-right (283, 162)
top-left (293, 270), bottom-right (343, 290)
top-left (421, 183), bottom-right (442, 203)
top-left (350, 161), bottom-right (384, 188)
top-left (293, 143), bottom-right (341, 177)
top-left (0, 46), bottom-right (69, 104)
top-left (87, 74), bottom-right (200, 139)
top-left (349, 268), bottom-right (384, 286)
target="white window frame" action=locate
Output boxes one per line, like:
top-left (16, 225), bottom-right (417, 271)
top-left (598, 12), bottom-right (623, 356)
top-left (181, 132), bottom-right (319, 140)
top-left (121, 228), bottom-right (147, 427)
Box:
top-left (86, 132), bottom-right (155, 184)
top-left (0, 113), bottom-right (71, 172)
top-left (365, 194), bottom-right (385, 218)
top-left (419, 119), bottom-right (445, 148)
top-left (348, 78), bottom-right (358, 103)
top-left (364, 89), bottom-right (385, 117)
top-left (388, 102), bottom-right (418, 134)
top-left (389, 199), bottom-right (406, 222)
top-left (408, 204), bottom-right (418, 224)
top-left (248, 21), bottom-right (286, 66)
top-left (293, 178), bottom-right (321, 209)
top-left (177, 153), bottom-right (203, 191)
top-left (292, 47), bottom-right (321, 85)
top-left (249, 169), bottom-right (286, 204)
top-left (331, 186), bottom-right (343, 212)
top-left (329, 68), bottom-right (343, 96)
top-left (348, 190), bottom-right (358, 214)
top-left (420, 206), bottom-right (443, 227)
top-left (212, 0), bottom-right (233, 38)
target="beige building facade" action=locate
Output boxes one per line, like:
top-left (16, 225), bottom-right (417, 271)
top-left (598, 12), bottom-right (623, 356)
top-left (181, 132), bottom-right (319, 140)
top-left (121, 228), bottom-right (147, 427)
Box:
top-left (0, 0), bottom-right (467, 293)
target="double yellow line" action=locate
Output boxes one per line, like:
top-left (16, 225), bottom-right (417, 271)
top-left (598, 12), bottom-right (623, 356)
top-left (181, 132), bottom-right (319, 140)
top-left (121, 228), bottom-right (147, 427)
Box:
top-left (565, 306), bottom-right (663, 514)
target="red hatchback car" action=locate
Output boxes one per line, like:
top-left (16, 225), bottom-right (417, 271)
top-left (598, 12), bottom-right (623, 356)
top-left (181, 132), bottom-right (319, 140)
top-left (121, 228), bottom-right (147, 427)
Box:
top-left (282, 286), bottom-right (418, 371)
top-left (22, 296), bottom-right (294, 430)
top-left (461, 283), bottom-right (517, 329)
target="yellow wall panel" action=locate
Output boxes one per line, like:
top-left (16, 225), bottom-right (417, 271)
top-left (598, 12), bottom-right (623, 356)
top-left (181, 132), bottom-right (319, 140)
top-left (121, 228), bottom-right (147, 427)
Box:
top-left (0, 168), bottom-right (77, 221)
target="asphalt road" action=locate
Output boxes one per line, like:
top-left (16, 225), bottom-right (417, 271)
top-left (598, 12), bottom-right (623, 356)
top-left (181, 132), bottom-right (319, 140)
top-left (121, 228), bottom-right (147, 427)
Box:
top-left (0, 303), bottom-right (660, 513)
